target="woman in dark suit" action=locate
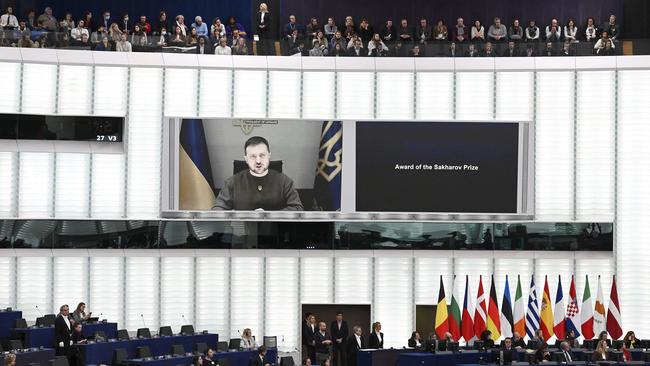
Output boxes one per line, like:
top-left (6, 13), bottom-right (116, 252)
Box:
top-left (535, 343), bottom-right (551, 363)
top-left (592, 340), bottom-right (608, 362)
top-left (369, 322), bottom-right (384, 349)
top-left (408, 331), bottom-right (424, 349)
top-left (255, 3), bottom-right (271, 55)
top-left (624, 331), bottom-right (640, 349)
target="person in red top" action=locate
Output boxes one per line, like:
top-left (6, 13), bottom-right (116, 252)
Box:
top-left (137, 15), bottom-right (151, 34)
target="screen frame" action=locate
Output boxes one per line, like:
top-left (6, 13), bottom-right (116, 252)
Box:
top-left (161, 118), bottom-right (534, 221)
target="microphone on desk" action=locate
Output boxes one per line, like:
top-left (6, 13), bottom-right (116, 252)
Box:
top-left (35, 305), bottom-right (43, 317)
top-left (140, 314), bottom-right (147, 328)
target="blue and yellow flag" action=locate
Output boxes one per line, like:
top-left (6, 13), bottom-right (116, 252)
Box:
top-left (313, 121), bottom-right (342, 211)
top-left (179, 119), bottom-right (215, 210)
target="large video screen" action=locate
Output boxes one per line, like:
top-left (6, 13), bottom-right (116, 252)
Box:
top-left (177, 119), bottom-right (342, 212)
top-left (355, 121), bottom-right (520, 213)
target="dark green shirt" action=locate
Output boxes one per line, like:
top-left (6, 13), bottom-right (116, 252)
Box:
top-left (212, 169), bottom-right (303, 211)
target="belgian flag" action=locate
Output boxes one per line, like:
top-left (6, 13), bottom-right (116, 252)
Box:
top-left (179, 119), bottom-right (216, 210)
top-left (435, 276), bottom-right (449, 339)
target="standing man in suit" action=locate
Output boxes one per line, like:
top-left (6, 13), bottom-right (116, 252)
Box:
top-left (330, 312), bottom-right (349, 366)
top-left (369, 322), bottom-right (383, 349)
top-left (55, 304), bottom-right (73, 362)
top-left (250, 345), bottom-right (271, 366)
top-left (346, 326), bottom-right (365, 366)
top-left (314, 322), bottom-right (333, 366)
top-left (302, 313), bottom-right (317, 362)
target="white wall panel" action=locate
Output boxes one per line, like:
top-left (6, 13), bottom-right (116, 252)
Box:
top-left (57, 65), bottom-right (92, 115)
top-left (125, 256), bottom-right (159, 331)
top-left (535, 71), bottom-right (575, 220)
top-left (416, 72), bottom-right (454, 120)
top-left (21, 63), bottom-right (57, 114)
top-left (456, 72), bottom-right (493, 120)
top-left (89, 256), bottom-right (124, 324)
top-left (414, 256), bottom-right (453, 304)
top-left (0, 152), bottom-right (17, 217)
top-left (126, 67), bottom-right (163, 218)
top-left (16, 256), bottom-right (52, 322)
top-left (55, 153), bottom-right (90, 218)
top-left (374, 256), bottom-right (412, 348)
top-left (335, 257), bottom-right (371, 304)
top-left (93, 66), bottom-right (128, 116)
top-left (266, 257), bottom-right (299, 350)
top-left (165, 68), bottom-right (198, 117)
top-left (91, 154), bottom-right (125, 218)
top-left (53, 257), bottom-right (88, 313)
top-left (0, 62), bottom-right (21, 113)
top-left (160, 257), bottom-right (194, 331)
top-left (301, 256), bottom-right (333, 304)
top-left (233, 70), bottom-right (267, 118)
top-left (0, 257), bottom-right (15, 309)
top-left (196, 256), bottom-right (229, 335)
top-left (198, 69), bottom-right (232, 118)
top-left (494, 258), bottom-right (533, 306)
top-left (337, 72), bottom-right (373, 120)
top-left (496, 72), bottom-right (534, 121)
top-left (376, 72), bottom-right (414, 119)
top-left (576, 71), bottom-right (615, 221)
top-left (268, 71), bottom-right (301, 118)
top-left (230, 256), bottom-right (263, 339)
top-left (617, 70), bottom-right (650, 336)
top-left (302, 71), bottom-right (335, 119)
top-left (18, 152), bottom-right (54, 218)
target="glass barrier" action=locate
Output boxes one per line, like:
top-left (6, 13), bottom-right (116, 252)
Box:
top-left (0, 28), bottom-right (643, 56)
top-left (0, 220), bottom-right (612, 250)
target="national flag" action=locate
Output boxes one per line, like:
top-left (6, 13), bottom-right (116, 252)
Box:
top-left (540, 276), bottom-right (554, 341)
top-left (565, 276), bottom-right (581, 338)
top-left (553, 275), bottom-right (566, 340)
top-left (179, 119), bottom-right (216, 210)
top-left (474, 275), bottom-right (487, 339)
top-left (525, 276), bottom-right (540, 339)
top-left (501, 275), bottom-right (514, 338)
top-left (312, 121), bottom-right (342, 211)
top-left (462, 275), bottom-right (475, 342)
top-left (435, 276), bottom-right (450, 339)
top-left (486, 275), bottom-right (501, 340)
top-left (606, 276), bottom-right (623, 339)
top-left (513, 275), bottom-right (525, 337)
top-left (449, 275), bottom-right (462, 341)
top-left (594, 276), bottom-right (606, 337)
top-left (581, 275), bottom-right (594, 340)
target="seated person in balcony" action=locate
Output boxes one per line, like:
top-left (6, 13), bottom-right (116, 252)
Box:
top-left (1, 6), bottom-right (18, 29)
top-left (594, 31), bottom-right (615, 54)
top-left (487, 17), bottom-right (507, 42)
top-left (309, 39), bottom-right (328, 56)
top-left (585, 17), bottom-right (598, 42)
top-left (482, 41), bottom-right (496, 56)
top-left (410, 44), bottom-right (422, 57)
top-left (286, 28), bottom-right (301, 52)
top-left (348, 38), bottom-right (365, 56)
top-left (95, 36), bottom-right (112, 51)
top-left (137, 15), bottom-right (151, 34)
top-left (525, 19), bottom-right (540, 42)
top-left (313, 30), bottom-right (327, 48)
top-left (284, 14), bottom-right (303, 39)
top-left (415, 18), bottom-right (431, 44)
top-left (90, 25), bottom-right (108, 47)
top-left (211, 18), bottom-right (226, 42)
top-left (542, 41), bottom-right (556, 56)
top-left (196, 36), bottom-right (212, 54)
top-left (226, 16), bottom-right (246, 38)
top-left (379, 20), bottom-right (396, 45)
top-left (465, 43), bottom-right (479, 57)
top-left (213, 136), bottom-right (303, 211)
top-left (508, 19), bottom-right (523, 42)
top-left (501, 40), bottom-right (519, 57)
top-left (116, 32), bottom-right (132, 52)
top-left (214, 37), bottom-right (231, 55)
top-left (229, 28), bottom-right (244, 47)
top-left (331, 42), bottom-right (346, 56)
top-left (187, 27), bottom-right (199, 45)
top-left (37, 6), bottom-right (57, 31)
top-left (446, 41), bottom-right (459, 57)
top-left (324, 17), bottom-right (338, 39)
top-left (598, 39), bottom-right (615, 55)
top-left (564, 19), bottom-right (578, 43)
top-left (71, 19), bottom-right (89, 42)
top-left (398, 19), bottom-right (413, 43)
top-left (471, 20), bottom-right (485, 42)
top-left (192, 16), bottom-right (208, 38)
top-left (367, 33), bottom-right (388, 56)
top-left (329, 30), bottom-right (346, 52)
top-left (233, 37), bottom-right (249, 55)
top-left (452, 18), bottom-right (467, 43)
top-left (433, 20), bottom-right (448, 41)
top-left (601, 15), bottom-right (620, 41)
top-left (545, 19), bottom-right (562, 41)
top-left (343, 16), bottom-right (356, 41)
top-left (306, 17), bottom-right (322, 41)
top-left (561, 40), bottom-right (574, 56)
top-left (131, 24), bottom-right (147, 46)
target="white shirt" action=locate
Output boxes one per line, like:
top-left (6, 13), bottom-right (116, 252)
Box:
top-left (545, 25), bottom-right (562, 39)
top-left (63, 315), bottom-right (70, 330)
top-left (214, 45), bottom-right (231, 55)
top-left (375, 332), bottom-right (382, 343)
top-left (564, 351), bottom-right (572, 362)
top-left (355, 334), bottom-right (362, 348)
top-left (337, 321), bottom-right (342, 330)
top-left (71, 27), bottom-right (89, 40)
top-left (594, 38), bottom-right (615, 50)
top-left (564, 26), bottom-right (578, 41)
top-left (0, 14), bottom-right (18, 28)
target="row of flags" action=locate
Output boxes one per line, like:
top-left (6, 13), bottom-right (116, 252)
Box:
top-left (434, 274), bottom-right (623, 342)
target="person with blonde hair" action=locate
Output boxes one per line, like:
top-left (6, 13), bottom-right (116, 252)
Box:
top-left (4, 353), bottom-right (16, 366)
top-left (256, 2), bottom-right (272, 55)
top-left (592, 340), bottom-right (608, 362)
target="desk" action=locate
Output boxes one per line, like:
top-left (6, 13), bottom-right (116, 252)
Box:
top-left (357, 349), bottom-right (414, 366)
top-left (78, 333), bottom-right (218, 365)
top-left (215, 348), bottom-right (278, 366)
top-left (0, 311), bottom-right (22, 339)
top-left (13, 322), bottom-right (118, 348)
top-left (397, 351), bottom-right (491, 366)
top-left (0, 349), bottom-right (55, 366)
top-left (126, 355), bottom-right (195, 366)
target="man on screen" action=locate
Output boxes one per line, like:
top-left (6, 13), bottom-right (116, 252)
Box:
top-left (212, 136), bottom-right (303, 211)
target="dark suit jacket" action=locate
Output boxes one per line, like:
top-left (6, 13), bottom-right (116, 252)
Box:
top-left (330, 320), bottom-right (349, 348)
top-left (195, 44), bottom-right (213, 54)
top-left (501, 48), bottom-right (520, 57)
top-left (256, 12), bottom-right (271, 34)
top-left (348, 47), bottom-right (365, 57)
top-left (512, 338), bottom-right (526, 348)
top-left (55, 315), bottom-right (72, 350)
top-left (302, 321), bottom-right (316, 346)
top-left (559, 350), bottom-right (575, 363)
top-left (369, 332), bottom-right (383, 349)
top-left (249, 354), bottom-right (266, 366)
top-left (346, 335), bottom-right (366, 366)
top-left (408, 338), bottom-right (425, 349)
top-left (535, 350), bottom-right (551, 363)
top-left (314, 330), bottom-right (332, 354)
top-left (501, 348), bottom-right (517, 364)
